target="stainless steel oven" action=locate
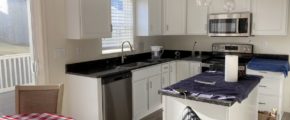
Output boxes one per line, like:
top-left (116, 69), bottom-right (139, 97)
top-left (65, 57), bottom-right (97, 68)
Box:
top-left (208, 12), bottom-right (252, 37)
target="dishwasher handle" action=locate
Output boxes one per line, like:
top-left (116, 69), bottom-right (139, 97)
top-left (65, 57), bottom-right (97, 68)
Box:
top-left (102, 72), bottom-right (132, 85)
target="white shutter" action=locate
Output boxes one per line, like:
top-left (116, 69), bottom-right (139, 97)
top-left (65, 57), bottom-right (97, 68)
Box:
top-left (102, 0), bottom-right (134, 53)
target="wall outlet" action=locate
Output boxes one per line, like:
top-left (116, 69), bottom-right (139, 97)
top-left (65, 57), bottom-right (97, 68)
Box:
top-left (54, 48), bottom-right (66, 58)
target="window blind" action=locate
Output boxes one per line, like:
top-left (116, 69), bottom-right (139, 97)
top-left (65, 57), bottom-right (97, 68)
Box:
top-left (102, 0), bottom-right (134, 53)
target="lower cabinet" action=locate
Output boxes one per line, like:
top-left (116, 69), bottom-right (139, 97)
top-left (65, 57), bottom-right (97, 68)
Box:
top-left (132, 60), bottom-right (201, 120)
top-left (132, 65), bottom-right (162, 120)
top-left (176, 61), bottom-right (201, 81)
top-left (247, 69), bottom-right (284, 120)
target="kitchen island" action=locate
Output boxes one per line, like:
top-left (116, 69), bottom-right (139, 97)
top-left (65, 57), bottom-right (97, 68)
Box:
top-left (159, 72), bottom-right (262, 120)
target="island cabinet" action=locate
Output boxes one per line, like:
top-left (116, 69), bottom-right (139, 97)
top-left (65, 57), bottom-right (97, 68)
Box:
top-left (162, 86), bottom-right (258, 120)
top-left (247, 69), bottom-right (284, 120)
top-left (252, 0), bottom-right (289, 35)
top-left (176, 61), bottom-right (201, 81)
top-left (208, 0), bottom-right (251, 14)
top-left (136, 0), bottom-right (162, 36)
top-left (66, 0), bottom-right (112, 39)
top-left (187, 0), bottom-right (208, 35)
top-left (163, 0), bottom-right (187, 35)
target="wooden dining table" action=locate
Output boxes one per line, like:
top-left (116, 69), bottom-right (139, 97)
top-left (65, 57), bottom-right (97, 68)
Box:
top-left (0, 113), bottom-right (74, 120)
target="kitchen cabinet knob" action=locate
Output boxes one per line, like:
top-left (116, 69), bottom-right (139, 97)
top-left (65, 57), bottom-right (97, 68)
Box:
top-left (149, 81), bottom-right (152, 89)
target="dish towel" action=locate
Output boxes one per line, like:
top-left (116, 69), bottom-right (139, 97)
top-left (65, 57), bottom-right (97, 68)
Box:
top-left (247, 57), bottom-right (290, 77)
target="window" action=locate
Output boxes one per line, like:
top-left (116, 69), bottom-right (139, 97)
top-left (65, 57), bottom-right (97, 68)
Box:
top-left (102, 0), bottom-right (134, 54)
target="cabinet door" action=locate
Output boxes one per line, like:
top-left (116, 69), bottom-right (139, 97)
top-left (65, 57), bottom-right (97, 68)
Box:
top-left (148, 75), bottom-right (162, 110)
top-left (187, 0), bottom-right (208, 35)
top-left (149, 0), bottom-right (162, 35)
top-left (169, 62), bottom-right (177, 85)
top-left (66, 0), bottom-right (111, 39)
top-left (209, 0), bottom-right (251, 13)
top-left (136, 0), bottom-right (162, 36)
top-left (163, 0), bottom-right (187, 35)
top-left (176, 61), bottom-right (190, 81)
top-left (133, 79), bottom-right (148, 119)
top-left (189, 62), bottom-right (201, 77)
top-left (252, 0), bottom-right (289, 35)
top-left (162, 71), bottom-right (170, 88)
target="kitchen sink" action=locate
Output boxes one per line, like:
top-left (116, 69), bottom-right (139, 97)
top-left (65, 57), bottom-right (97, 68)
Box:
top-left (119, 62), bottom-right (149, 68)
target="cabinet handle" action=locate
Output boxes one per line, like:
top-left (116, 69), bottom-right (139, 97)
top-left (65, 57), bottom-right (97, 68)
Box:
top-left (259, 85), bottom-right (267, 88)
top-left (147, 82), bottom-right (149, 90)
top-left (110, 24), bottom-right (113, 32)
top-left (166, 25), bottom-right (169, 31)
top-left (150, 81), bottom-right (152, 88)
top-left (259, 102), bottom-right (266, 105)
top-left (163, 66), bottom-right (169, 70)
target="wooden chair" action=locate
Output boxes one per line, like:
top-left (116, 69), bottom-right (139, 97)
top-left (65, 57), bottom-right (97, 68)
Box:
top-left (15, 84), bottom-right (64, 114)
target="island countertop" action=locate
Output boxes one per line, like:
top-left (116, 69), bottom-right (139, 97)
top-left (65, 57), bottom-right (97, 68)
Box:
top-left (159, 72), bottom-right (262, 107)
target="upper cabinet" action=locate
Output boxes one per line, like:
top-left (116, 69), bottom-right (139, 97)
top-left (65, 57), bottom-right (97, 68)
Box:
top-left (187, 0), bottom-right (208, 35)
top-left (66, 0), bottom-right (112, 39)
top-left (163, 0), bottom-right (187, 35)
top-left (209, 0), bottom-right (251, 13)
top-left (252, 0), bottom-right (289, 35)
top-left (136, 0), bottom-right (162, 36)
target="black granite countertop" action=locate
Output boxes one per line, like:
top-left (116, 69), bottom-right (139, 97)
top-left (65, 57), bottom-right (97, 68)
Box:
top-left (66, 50), bottom-right (204, 78)
top-left (66, 50), bottom-right (288, 78)
top-left (159, 91), bottom-right (236, 106)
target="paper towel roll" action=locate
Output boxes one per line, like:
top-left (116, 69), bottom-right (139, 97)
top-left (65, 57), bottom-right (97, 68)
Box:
top-left (225, 55), bottom-right (239, 82)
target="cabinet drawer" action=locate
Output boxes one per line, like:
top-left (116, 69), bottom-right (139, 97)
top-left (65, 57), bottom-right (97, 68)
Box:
top-left (246, 69), bottom-right (284, 79)
top-left (162, 63), bottom-right (170, 72)
top-left (258, 94), bottom-right (279, 112)
top-left (132, 65), bottom-right (161, 82)
top-left (258, 78), bottom-right (281, 96)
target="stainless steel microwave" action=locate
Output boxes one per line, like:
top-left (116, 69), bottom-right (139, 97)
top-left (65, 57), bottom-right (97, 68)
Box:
top-left (208, 12), bottom-right (252, 37)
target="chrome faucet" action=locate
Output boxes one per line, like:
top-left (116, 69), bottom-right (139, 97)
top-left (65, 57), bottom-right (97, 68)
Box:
top-left (121, 41), bottom-right (134, 64)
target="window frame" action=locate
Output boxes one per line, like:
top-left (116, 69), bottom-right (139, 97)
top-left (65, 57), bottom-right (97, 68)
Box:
top-left (102, 0), bottom-right (136, 55)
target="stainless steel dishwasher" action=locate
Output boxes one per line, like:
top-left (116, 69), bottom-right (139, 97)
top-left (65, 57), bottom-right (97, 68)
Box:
top-left (102, 72), bottom-right (132, 120)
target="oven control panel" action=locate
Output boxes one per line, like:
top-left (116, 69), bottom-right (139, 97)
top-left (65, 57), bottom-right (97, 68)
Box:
top-left (212, 43), bottom-right (253, 53)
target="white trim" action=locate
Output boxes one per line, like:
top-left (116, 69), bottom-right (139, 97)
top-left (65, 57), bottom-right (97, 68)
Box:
top-left (29, 0), bottom-right (50, 85)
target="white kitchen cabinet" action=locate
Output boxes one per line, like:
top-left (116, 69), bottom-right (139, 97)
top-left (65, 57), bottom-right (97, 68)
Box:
top-left (252, 0), bottom-right (289, 35)
top-left (176, 61), bottom-right (201, 81)
top-left (132, 65), bottom-right (162, 120)
top-left (189, 61), bottom-right (202, 77)
top-left (161, 61), bottom-right (177, 87)
top-left (169, 61), bottom-right (177, 85)
top-left (209, 0), bottom-right (251, 14)
top-left (132, 78), bottom-right (148, 119)
top-left (163, 0), bottom-right (187, 35)
top-left (148, 75), bottom-right (162, 110)
top-left (247, 69), bottom-right (284, 120)
top-left (136, 0), bottom-right (162, 36)
top-left (187, 0), bottom-right (208, 35)
top-left (66, 0), bottom-right (111, 39)
top-left (176, 61), bottom-right (191, 81)
top-left (162, 63), bottom-right (171, 88)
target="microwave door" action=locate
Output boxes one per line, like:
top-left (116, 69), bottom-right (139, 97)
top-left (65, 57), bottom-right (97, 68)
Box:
top-left (209, 19), bottom-right (237, 36)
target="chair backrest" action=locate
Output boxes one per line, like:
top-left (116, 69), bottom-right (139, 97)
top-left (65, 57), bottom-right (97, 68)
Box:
top-left (15, 84), bottom-right (64, 114)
